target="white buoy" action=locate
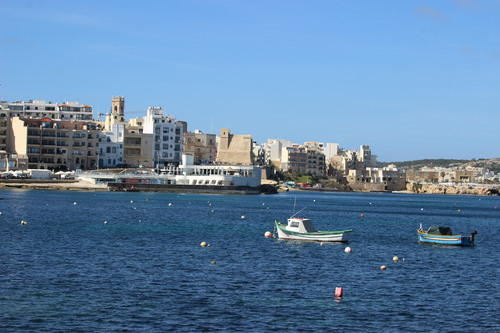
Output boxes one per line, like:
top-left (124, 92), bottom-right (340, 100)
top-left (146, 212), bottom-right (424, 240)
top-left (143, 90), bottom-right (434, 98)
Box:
top-left (130, 200), bottom-right (134, 203)
top-left (73, 202), bottom-right (77, 205)
top-left (20, 220), bottom-right (28, 225)
top-left (380, 265), bottom-right (387, 270)
top-left (241, 215), bottom-right (246, 219)
top-left (264, 231), bottom-right (273, 238)
top-left (393, 256), bottom-right (399, 262)
top-left (344, 247), bottom-right (352, 253)
top-left (200, 242), bottom-right (207, 247)
top-left (104, 221), bottom-right (108, 224)
top-left (168, 203), bottom-right (172, 206)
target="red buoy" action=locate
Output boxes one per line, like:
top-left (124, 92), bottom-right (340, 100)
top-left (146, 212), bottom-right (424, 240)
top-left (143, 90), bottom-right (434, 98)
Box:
top-left (335, 287), bottom-right (343, 298)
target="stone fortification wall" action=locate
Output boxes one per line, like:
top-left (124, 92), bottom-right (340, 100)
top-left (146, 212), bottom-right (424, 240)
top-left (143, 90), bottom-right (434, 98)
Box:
top-left (217, 129), bottom-right (253, 165)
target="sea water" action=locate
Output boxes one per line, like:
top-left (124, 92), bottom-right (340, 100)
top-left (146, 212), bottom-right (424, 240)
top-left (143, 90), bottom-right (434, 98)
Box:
top-left (0, 190), bottom-right (499, 332)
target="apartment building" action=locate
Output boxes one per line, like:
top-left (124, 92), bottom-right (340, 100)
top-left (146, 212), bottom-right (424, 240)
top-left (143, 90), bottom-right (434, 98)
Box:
top-left (1, 100), bottom-right (94, 121)
top-left (263, 139), bottom-right (293, 168)
top-left (143, 107), bottom-right (183, 167)
top-left (122, 117), bottom-right (152, 168)
top-left (183, 130), bottom-right (217, 165)
top-left (7, 117), bottom-right (100, 170)
top-left (283, 145), bottom-right (326, 176)
top-left (98, 124), bottom-right (125, 168)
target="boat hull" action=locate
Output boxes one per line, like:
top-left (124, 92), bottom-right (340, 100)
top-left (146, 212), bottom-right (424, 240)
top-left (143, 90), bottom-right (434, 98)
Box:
top-left (275, 222), bottom-right (351, 242)
top-left (417, 230), bottom-right (473, 246)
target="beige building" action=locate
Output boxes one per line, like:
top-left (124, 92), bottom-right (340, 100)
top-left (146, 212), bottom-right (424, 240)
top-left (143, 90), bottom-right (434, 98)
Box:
top-left (347, 166), bottom-right (406, 191)
top-left (282, 144), bottom-right (326, 176)
top-left (406, 168), bottom-right (476, 184)
top-left (405, 170), bottom-right (440, 183)
top-left (216, 128), bottom-right (253, 165)
top-left (183, 130), bottom-right (217, 164)
top-left (122, 118), bottom-right (153, 168)
top-left (103, 96), bottom-right (153, 168)
top-left (7, 117), bottom-right (100, 170)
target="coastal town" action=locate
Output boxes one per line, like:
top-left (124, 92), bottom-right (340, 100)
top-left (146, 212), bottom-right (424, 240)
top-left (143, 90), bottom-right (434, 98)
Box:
top-left (1, 97), bottom-right (499, 195)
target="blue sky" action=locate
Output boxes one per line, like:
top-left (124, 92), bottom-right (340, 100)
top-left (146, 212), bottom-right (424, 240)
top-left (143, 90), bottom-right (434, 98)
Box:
top-left (1, 0), bottom-right (499, 161)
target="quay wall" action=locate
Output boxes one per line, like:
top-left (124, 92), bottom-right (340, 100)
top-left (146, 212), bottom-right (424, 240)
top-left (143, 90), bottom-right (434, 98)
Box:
top-left (108, 182), bottom-right (264, 195)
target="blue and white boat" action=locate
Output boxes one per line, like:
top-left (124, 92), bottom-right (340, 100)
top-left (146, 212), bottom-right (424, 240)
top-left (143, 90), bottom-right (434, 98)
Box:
top-left (417, 225), bottom-right (477, 246)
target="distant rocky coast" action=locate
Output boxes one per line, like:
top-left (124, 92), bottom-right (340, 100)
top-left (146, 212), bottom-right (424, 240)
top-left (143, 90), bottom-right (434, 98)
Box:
top-left (407, 183), bottom-right (499, 196)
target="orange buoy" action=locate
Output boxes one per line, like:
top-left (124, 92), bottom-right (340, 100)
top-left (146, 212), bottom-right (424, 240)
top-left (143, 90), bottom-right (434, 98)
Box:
top-left (335, 287), bottom-right (343, 298)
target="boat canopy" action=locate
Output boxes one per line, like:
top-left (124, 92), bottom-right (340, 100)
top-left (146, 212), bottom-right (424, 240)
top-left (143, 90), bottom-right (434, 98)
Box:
top-left (287, 218), bottom-right (317, 233)
top-left (427, 226), bottom-right (453, 235)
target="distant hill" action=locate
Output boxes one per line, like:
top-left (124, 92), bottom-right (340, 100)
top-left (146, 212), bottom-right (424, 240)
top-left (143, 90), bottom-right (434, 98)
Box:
top-left (377, 158), bottom-right (500, 174)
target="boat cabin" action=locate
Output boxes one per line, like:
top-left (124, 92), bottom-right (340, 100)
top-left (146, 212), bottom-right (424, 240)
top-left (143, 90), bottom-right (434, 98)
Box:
top-left (287, 218), bottom-right (317, 233)
top-left (427, 226), bottom-right (453, 235)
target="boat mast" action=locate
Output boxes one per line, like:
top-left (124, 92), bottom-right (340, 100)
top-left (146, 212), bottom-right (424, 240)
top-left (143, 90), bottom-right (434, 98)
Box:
top-left (290, 206), bottom-right (306, 218)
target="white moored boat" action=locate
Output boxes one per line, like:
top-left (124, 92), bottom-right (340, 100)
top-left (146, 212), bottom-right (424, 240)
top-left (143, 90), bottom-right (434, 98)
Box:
top-left (274, 217), bottom-right (352, 242)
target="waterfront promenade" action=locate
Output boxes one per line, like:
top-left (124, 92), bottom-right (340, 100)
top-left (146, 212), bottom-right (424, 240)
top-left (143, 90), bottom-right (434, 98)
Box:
top-left (0, 179), bottom-right (107, 191)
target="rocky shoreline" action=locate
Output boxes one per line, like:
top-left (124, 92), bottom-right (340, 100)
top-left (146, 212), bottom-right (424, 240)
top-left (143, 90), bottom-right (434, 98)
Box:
top-left (279, 183), bottom-right (499, 196)
top-left (407, 183), bottom-right (499, 196)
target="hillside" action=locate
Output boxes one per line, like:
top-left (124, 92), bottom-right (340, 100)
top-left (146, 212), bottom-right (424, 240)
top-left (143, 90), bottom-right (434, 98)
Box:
top-left (377, 158), bottom-right (500, 174)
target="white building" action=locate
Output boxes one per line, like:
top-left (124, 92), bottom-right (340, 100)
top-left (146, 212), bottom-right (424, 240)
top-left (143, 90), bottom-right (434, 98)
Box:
top-left (98, 124), bottom-right (125, 168)
top-left (324, 143), bottom-right (340, 163)
top-left (263, 139), bottom-right (293, 168)
top-left (359, 145), bottom-right (377, 167)
top-left (0, 100), bottom-right (94, 121)
top-left (143, 107), bottom-right (183, 167)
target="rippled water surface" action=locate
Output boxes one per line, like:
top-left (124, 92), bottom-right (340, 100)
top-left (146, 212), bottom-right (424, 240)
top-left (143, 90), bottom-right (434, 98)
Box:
top-left (1, 190), bottom-right (499, 332)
